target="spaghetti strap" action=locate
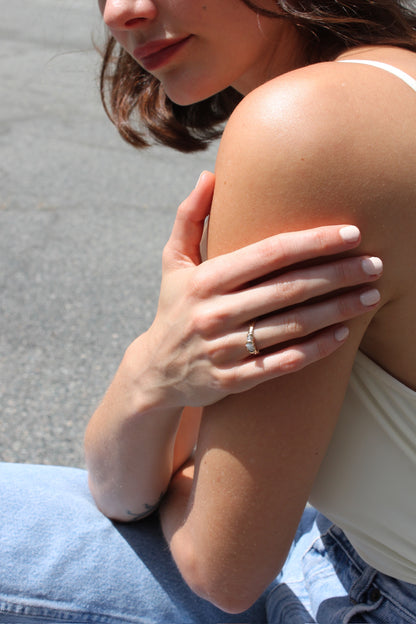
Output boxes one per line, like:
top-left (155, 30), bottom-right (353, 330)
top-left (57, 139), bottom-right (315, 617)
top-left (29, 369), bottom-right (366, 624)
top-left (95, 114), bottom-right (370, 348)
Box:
top-left (338, 59), bottom-right (416, 93)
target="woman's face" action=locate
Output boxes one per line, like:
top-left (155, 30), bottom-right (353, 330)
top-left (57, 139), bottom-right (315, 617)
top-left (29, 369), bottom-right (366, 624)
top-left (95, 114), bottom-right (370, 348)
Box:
top-left (98, 0), bottom-right (303, 104)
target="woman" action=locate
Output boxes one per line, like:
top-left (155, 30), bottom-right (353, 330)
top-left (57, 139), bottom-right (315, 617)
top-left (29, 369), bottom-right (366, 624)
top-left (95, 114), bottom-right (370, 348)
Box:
top-left (1, 0), bottom-right (415, 622)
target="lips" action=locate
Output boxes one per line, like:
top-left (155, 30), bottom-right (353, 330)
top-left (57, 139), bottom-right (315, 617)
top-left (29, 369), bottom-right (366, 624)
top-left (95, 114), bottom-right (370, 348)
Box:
top-left (133, 36), bottom-right (192, 71)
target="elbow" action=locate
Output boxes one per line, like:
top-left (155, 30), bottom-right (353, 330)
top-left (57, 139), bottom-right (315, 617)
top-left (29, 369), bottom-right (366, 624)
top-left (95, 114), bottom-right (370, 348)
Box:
top-left (87, 475), bottom-right (126, 522)
top-left (187, 565), bottom-right (261, 614)
top-left (205, 591), bottom-right (260, 616)
top-left (87, 475), bottom-right (154, 523)
top-left (174, 542), bottom-right (263, 614)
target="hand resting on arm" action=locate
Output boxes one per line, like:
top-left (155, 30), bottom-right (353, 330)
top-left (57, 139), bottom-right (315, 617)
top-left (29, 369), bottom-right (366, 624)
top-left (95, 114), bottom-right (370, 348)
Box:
top-left (85, 169), bottom-right (382, 524)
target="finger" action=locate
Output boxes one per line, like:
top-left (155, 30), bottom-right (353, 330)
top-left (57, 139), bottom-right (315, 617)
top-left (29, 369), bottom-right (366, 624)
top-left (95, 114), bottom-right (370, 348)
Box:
top-left (219, 325), bottom-right (351, 393)
top-left (164, 171), bottom-right (215, 267)
top-left (202, 224), bottom-right (361, 293)
top-left (218, 255), bottom-right (383, 325)
top-left (208, 285), bottom-right (381, 365)
top-left (239, 286), bottom-right (381, 357)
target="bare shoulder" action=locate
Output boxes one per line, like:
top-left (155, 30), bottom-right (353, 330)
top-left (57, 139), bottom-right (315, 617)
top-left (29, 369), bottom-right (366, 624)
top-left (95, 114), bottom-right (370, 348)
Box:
top-left (209, 46), bottom-right (416, 383)
top-left (211, 49), bottom-right (416, 254)
top-left (219, 46), bottom-right (416, 172)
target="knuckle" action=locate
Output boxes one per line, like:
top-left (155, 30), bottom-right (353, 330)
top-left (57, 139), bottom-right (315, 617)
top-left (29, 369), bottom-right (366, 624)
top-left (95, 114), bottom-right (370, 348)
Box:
top-left (260, 237), bottom-right (280, 262)
top-left (189, 308), bottom-right (213, 336)
top-left (278, 349), bottom-right (307, 373)
top-left (255, 236), bottom-right (285, 270)
top-left (299, 227), bottom-right (327, 253)
top-left (332, 260), bottom-right (351, 284)
top-left (220, 367), bottom-right (239, 392)
top-left (187, 265), bottom-right (216, 299)
top-left (189, 306), bottom-right (229, 337)
top-left (161, 242), bottom-right (172, 266)
top-left (310, 228), bottom-right (327, 250)
top-left (275, 278), bottom-right (293, 297)
top-left (270, 236), bottom-right (293, 266)
top-left (206, 368), bottom-right (224, 392)
top-left (279, 331), bottom-right (336, 374)
top-left (283, 310), bottom-right (308, 338)
top-left (336, 294), bottom-right (356, 318)
top-left (206, 342), bottom-right (223, 365)
top-left (208, 335), bottom-right (232, 365)
top-left (186, 273), bottom-right (204, 299)
top-left (176, 198), bottom-right (189, 219)
top-left (315, 335), bottom-right (334, 360)
top-left (275, 278), bottom-right (301, 303)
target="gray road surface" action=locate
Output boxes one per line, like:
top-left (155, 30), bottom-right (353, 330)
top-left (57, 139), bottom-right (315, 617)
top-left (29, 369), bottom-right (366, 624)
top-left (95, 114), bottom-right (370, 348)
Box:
top-left (0, 1), bottom-right (217, 467)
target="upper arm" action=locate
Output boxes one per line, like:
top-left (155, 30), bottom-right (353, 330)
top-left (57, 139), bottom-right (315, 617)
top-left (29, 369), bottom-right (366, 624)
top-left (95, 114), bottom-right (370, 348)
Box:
top-left (168, 66), bottom-right (396, 612)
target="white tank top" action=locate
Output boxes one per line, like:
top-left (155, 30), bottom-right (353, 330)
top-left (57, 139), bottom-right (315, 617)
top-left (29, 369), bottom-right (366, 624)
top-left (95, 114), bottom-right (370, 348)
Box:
top-left (310, 60), bottom-right (416, 584)
top-left (310, 351), bottom-right (416, 583)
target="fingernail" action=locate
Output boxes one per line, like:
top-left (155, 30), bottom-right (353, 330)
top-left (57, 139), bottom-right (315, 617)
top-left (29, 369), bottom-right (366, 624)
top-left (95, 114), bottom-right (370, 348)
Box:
top-left (335, 326), bottom-right (349, 342)
top-left (194, 171), bottom-right (206, 189)
top-left (362, 257), bottom-right (383, 276)
top-left (360, 288), bottom-right (381, 306)
top-left (339, 226), bottom-right (360, 243)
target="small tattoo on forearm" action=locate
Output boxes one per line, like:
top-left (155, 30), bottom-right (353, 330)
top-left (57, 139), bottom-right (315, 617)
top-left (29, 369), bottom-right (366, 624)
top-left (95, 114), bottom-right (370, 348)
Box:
top-left (126, 491), bottom-right (165, 521)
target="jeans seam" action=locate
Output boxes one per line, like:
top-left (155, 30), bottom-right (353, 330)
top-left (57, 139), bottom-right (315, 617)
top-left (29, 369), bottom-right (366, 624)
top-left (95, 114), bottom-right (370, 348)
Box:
top-left (324, 525), bottom-right (366, 578)
top-left (342, 595), bottom-right (383, 624)
top-left (375, 588), bottom-right (416, 623)
top-left (0, 599), bottom-right (142, 624)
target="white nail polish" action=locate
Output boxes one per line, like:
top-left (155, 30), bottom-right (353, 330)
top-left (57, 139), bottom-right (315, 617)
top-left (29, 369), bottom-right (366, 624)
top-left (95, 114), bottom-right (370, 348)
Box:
top-left (339, 226), bottom-right (360, 243)
top-left (335, 326), bottom-right (349, 342)
top-left (360, 289), bottom-right (381, 306)
top-left (194, 172), bottom-right (205, 189)
top-left (362, 257), bottom-right (383, 275)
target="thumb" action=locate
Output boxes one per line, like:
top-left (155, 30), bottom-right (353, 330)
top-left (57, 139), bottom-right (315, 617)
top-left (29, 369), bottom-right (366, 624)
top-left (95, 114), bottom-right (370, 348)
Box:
top-left (165, 171), bottom-right (215, 267)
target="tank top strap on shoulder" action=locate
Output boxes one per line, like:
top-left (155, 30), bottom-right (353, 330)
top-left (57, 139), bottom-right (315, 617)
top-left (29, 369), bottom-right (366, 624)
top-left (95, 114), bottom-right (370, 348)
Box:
top-left (338, 59), bottom-right (416, 93)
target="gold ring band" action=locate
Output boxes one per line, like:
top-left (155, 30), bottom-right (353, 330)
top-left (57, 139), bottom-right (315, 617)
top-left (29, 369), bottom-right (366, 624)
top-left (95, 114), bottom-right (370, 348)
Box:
top-left (245, 321), bottom-right (259, 356)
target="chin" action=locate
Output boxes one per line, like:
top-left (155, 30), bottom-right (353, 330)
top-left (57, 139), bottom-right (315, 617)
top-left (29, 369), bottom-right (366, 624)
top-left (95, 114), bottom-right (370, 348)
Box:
top-left (162, 77), bottom-right (225, 107)
top-left (164, 89), bottom-right (212, 107)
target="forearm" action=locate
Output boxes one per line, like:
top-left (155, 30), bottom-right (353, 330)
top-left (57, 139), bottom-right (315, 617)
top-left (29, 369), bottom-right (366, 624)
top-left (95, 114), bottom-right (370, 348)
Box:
top-left (85, 333), bottom-right (184, 522)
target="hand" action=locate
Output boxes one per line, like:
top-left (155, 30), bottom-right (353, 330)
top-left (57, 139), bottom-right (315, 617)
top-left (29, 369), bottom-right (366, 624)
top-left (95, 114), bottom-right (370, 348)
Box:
top-left (139, 171), bottom-right (382, 408)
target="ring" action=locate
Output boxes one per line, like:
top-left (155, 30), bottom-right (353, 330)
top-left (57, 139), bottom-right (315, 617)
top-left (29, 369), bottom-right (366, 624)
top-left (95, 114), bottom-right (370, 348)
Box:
top-left (245, 321), bottom-right (259, 356)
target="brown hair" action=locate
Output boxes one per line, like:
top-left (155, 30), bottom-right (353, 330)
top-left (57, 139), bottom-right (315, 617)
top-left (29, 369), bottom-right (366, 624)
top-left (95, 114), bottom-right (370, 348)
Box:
top-left (100, 0), bottom-right (416, 152)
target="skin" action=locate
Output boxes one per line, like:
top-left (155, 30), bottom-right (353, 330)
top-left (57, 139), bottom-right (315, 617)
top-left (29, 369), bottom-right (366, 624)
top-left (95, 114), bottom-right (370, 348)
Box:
top-left (86, 178), bottom-right (379, 523)
top-left (98, 0), bottom-right (306, 103)
top-left (91, 0), bottom-right (416, 614)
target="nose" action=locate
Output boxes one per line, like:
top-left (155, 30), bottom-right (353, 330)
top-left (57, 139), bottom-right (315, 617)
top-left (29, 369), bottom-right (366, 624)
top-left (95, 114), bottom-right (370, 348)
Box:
top-left (101, 0), bottom-right (157, 30)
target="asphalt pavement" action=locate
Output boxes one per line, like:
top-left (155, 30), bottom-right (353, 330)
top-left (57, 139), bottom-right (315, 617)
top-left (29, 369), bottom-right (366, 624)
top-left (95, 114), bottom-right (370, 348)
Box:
top-left (0, 0), bottom-right (217, 466)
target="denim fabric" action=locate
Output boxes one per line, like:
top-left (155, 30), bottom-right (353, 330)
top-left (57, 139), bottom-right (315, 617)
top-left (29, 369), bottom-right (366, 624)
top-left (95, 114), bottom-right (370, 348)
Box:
top-left (1, 463), bottom-right (416, 624)
top-left (266, 507), bottom-right (416, 623)
top-left (0, 463), bottom-right (267, 623)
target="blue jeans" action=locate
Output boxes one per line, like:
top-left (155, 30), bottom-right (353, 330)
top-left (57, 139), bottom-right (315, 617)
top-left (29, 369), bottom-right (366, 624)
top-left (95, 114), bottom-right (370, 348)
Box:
top-left (1, 463), bottom-right (415, 623)
top-left (267, 508), bottom-right (416, 623)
